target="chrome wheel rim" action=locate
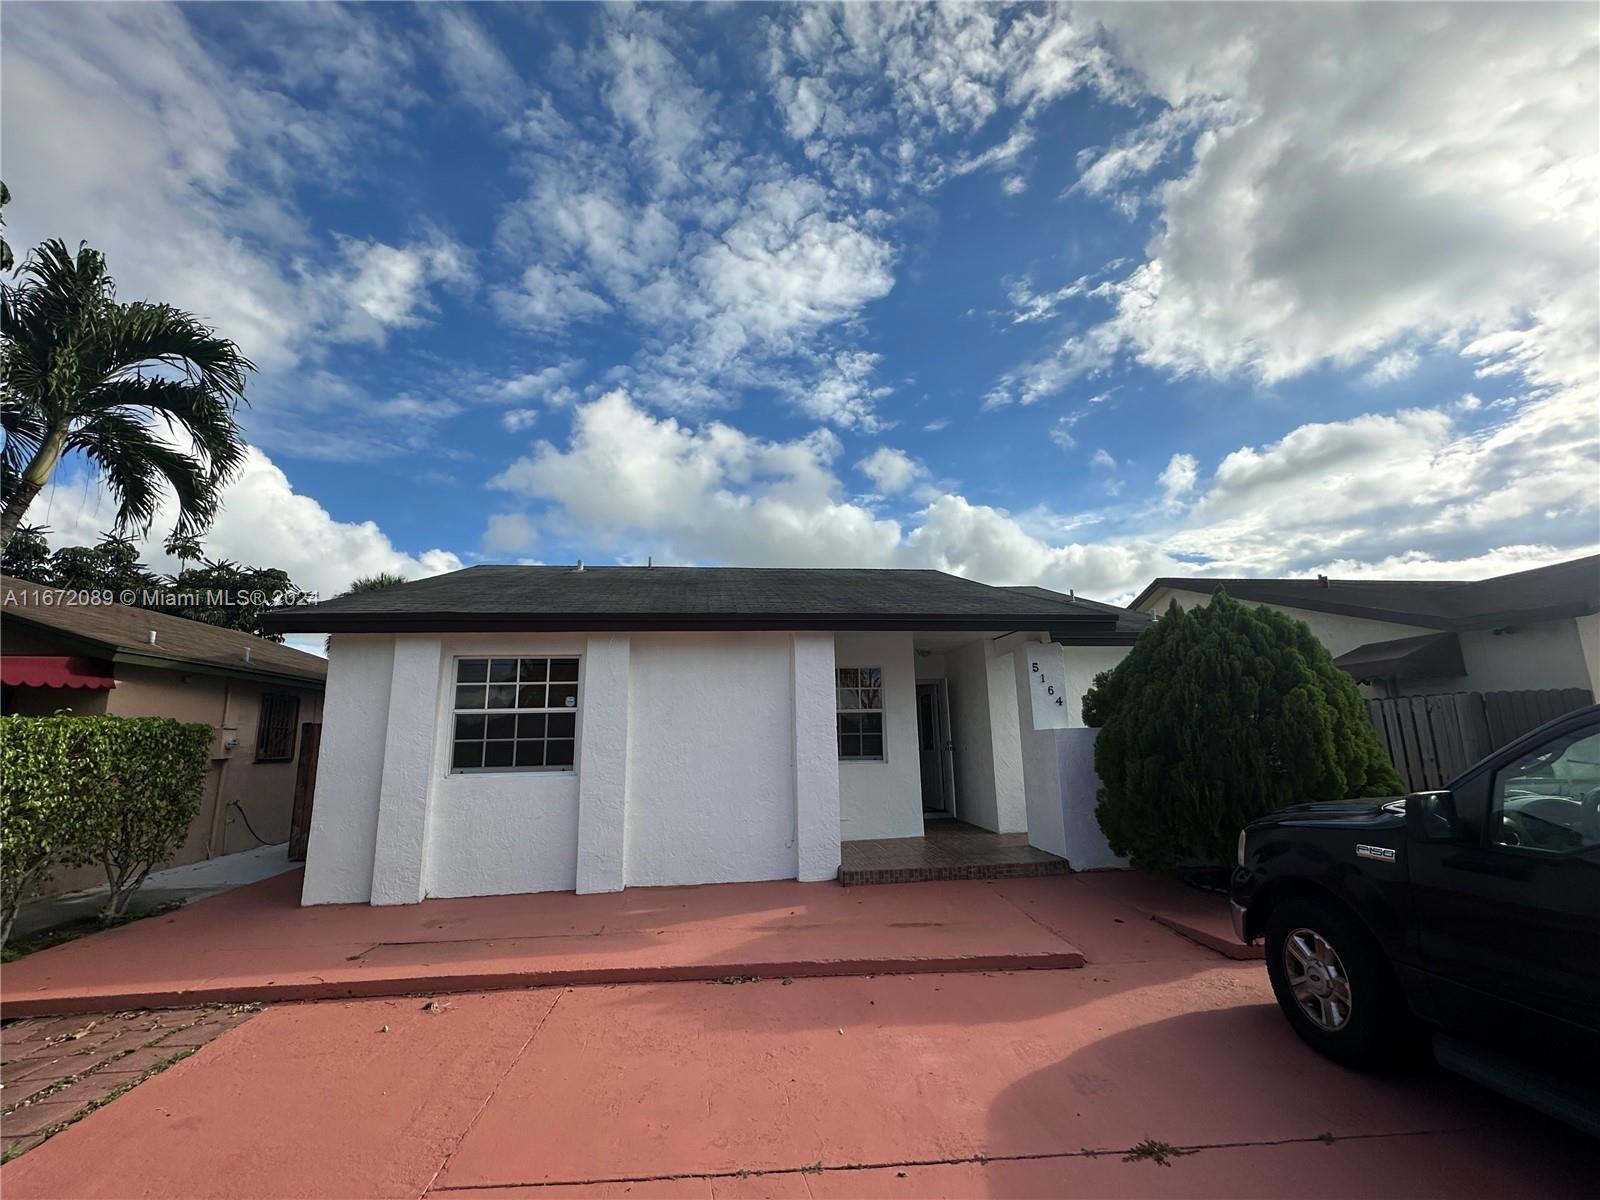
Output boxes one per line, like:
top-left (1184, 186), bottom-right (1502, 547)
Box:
top-left (1284, 927), bottom-right (1353, 1032)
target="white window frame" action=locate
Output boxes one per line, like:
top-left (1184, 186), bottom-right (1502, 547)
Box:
top-left (448, 654), bottom-right (581, 774)
top-left (837, 665), bottom-right (886, 762)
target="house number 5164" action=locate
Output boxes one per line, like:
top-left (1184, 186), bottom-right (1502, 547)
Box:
top-left (1032, 661), bottom-right (1064, 705)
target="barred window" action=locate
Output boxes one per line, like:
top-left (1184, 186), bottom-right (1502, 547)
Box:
top-left (256, 693), bottom-right (299, 762)
top-left (451, 656), bottom-right (579, 772)
top-left (837, 666), bottom-right (884, 761)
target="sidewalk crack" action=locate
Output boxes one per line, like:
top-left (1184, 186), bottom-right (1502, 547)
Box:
top-left (420, 987), bottom-right (568, 1198)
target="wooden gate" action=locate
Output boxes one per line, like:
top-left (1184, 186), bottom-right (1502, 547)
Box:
top-left (1366, 688), bottom-right (1593, 792)
top-left (288, 721), bottom-right (321, 861)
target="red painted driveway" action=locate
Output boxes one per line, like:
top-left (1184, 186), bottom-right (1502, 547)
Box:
top-left (4, 899), bottom-right (1591, 1198)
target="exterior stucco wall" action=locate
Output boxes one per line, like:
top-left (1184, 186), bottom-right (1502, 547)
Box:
top-left (1058, 727), bottom-right (1127, 870)
top-left (422, 634), bottom-right (594, 900)
top-left (1455, 620), bottom-right (1593, 695)
top-left (835, 631), bottom-right (923, 841)
top-left (304, 629), bottom-right (845, 905)
top-left (302, 636), bottom-right (393, 905)
top-left (792, 632), bottom-right (842, 882)
top-left (624, 632), bottom-right (800, 887)
top-left (1003, 638), bottom-right (1130, 866)
top-left (945, 638), bottom-right (1026, 834)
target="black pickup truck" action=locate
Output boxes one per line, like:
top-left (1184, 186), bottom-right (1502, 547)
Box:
top-left (1231, 704), bottom-right (1600, 1133)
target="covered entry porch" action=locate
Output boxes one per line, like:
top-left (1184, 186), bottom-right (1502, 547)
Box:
top-left (833, 621), bottom-right (1133, 883)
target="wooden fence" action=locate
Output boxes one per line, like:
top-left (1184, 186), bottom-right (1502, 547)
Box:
top-left (1365, 688), bottom-right (1594, 792)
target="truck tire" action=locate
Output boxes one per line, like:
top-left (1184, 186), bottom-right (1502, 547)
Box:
top-left (1264, 895), bottom-right (1408, 1071)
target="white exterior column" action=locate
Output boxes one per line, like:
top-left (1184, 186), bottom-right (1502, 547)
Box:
top-left (575, 634), bottom-right (631, 894)
top-left (985, 640), bottom-right (1029, 833)
top-left (369, 636), bottom-right (443, 905)
top-left (792, 632), bottom-right (841, 882)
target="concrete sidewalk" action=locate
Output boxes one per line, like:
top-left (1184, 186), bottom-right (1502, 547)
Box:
top-left (0, 870), bottom-right (1208, 1016)
top-left (7, 844), bottom-right (299, 943)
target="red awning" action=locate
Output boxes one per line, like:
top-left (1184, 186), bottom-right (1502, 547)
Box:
top-left (0, 655), bottom-right (117, 690)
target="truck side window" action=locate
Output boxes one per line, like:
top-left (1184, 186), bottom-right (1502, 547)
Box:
top-left (1489, 722), bottom-right (1600, 853)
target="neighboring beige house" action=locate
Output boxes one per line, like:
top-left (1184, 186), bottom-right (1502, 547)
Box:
top-left (1129, 555), bottom-right (1600, 701)
top-left (1, 574), bottom-right (327, 896)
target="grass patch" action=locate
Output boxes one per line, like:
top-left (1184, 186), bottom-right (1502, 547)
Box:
top-left (1122, 1139), bottom-right (1195, 1167)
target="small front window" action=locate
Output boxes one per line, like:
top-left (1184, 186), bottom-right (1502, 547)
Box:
top-left (451, 656), bottom-right (579, 772)
top-left (837, 666), bottom-right (884, 761)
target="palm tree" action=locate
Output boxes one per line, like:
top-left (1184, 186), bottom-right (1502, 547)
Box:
top-left (0, 239), bottom-right (253, 552)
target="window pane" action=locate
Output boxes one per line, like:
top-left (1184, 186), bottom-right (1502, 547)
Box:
top-left (839, 734), bottom-right (861, 758)
top-left (546, 739), bottom-right (575, 767)
top-left (839, 713), bottom-right (861, 736)
top-left (517, 713), bottom-right (547, 739)
top-left (456, 659), bottom-right (488, 684)
top-left (518, 684), bottom-right (547, 709)
top-left (549, 658), bottom-right (580, 682)
top-left (858, 687), bottom-right (881, 711)
top-left (519, 658), bottom-right (548, 682)
top-left (484, 741), bottom-right (515, 768)
top-left (514, 740), bottom-right (545, 768)
top-left (488, 659), bottom-right (518, 683)
top-left (548, 683), bottom-right (578, 709)
top-left (486, 684), bottom-right (518, 709)
top-left (452, 741), bottom-right (484, 769)
top-left (837, 667), bottom-right (859, 688)
top-left (547, 711), bottom-right (576, 738)
top-left (455, 714), bottom-right (486, 740)
top-left (836, 688), bottom-right (856, 711)
top-left (860, 734), bottom-right (884, 759)
top-left (455, 685), bottom-right (487, 710)
top-left (860, 713), bottom-right (884, 736)
top-left (486, 714), bottom-right (517, 740)
top-left (860, 667), bottom-right (881, 687)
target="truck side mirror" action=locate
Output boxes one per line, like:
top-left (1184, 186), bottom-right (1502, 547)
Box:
top-left (1407, 790), bottom-right (1465, 843)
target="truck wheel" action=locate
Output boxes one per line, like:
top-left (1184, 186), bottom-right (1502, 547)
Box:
top-left (1264, 895), bottom-right (1407, 1071)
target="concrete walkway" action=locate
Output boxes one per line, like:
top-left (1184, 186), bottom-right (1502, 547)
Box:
top-left (2, 915), bottom-right (1590, 1197)
top-left (8, 844), bottom-right (300, 943)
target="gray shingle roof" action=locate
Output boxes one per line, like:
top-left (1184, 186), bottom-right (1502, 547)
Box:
top-left (1129, 554), bottom-right (1600, 631)
top-left (261, 565), bottom-right (1132, 638)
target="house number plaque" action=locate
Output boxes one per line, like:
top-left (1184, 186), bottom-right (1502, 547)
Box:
top-left (1025, 646), bottom-right (1072, 731)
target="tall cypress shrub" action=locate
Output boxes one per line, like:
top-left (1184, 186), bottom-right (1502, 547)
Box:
top-left (1084, 591), bottom-right (1402, 870)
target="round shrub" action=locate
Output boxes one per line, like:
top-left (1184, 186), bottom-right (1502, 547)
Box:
top-left (1084, 590), bottom-right (1403, 871)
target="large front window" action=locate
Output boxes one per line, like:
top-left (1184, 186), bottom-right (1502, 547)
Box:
top-left (836, 666), bottom-right (884, 761)
top-left (451, 656), bottom-right (579, 772)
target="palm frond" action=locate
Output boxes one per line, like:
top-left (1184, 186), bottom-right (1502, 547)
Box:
top-left (69, 411), bottom-right (221, 538)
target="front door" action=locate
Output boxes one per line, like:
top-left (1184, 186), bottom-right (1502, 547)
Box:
top-left (917, 683), bottom-right (947, 814)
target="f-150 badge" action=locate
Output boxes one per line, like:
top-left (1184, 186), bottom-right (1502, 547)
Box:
top-left (1356, 844), bottom-right (1397, 862)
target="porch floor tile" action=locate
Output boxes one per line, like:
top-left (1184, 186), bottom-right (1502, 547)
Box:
top-left (839, 821), bottom-right (1070, 885)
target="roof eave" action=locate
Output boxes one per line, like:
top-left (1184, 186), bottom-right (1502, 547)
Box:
top-left (261, 609), bottom-right (1117, 637)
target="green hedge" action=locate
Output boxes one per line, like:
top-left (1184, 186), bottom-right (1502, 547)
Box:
top-left (1084, 591), bottom-right (1403, 871)
top-left (1, 715), bottom-right (213, 943)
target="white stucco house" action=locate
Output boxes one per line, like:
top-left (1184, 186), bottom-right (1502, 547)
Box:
top-left (261, 566), bottom-right (1148, 906)
top-left (1129, 554), bottom-right (1600, 700)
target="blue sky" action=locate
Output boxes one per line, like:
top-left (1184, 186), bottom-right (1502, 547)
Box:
top-left (4, 2), bottom-right (1596, 606)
